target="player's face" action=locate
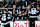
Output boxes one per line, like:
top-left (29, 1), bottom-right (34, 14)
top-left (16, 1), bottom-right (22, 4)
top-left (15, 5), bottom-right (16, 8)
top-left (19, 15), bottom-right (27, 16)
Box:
top-left (13, 5), bottom-right (16, 9)
top-left (37, 7), bottom-right (39, 9)
top-left (0, 15), bottom-right (2, 17)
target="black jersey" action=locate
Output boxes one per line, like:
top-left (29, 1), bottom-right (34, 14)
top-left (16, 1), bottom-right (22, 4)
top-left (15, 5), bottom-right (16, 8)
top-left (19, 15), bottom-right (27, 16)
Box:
top-left (1, 9), bottom-right (12, 23)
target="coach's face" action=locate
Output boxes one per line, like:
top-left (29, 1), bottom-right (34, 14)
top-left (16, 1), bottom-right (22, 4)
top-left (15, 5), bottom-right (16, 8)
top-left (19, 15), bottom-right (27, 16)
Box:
top-left (13, 5), bottom-right (16, 9)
